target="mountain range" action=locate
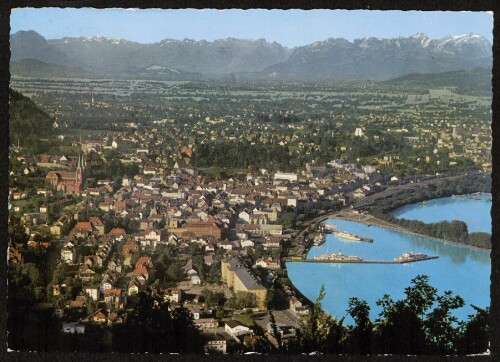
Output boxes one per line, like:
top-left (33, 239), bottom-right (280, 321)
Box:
top-left (10, 30), bottom-right (492, 80)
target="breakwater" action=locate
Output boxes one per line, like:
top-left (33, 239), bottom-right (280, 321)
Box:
top-left (284, 255), bottom-right (438, 264)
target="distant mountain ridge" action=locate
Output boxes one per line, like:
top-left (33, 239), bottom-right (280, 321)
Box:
top-left (263, 33), bottom-right (492, 79)
top-left (379, 67), bottom-right (491, 96)
top-left (10, 30), bottom-right (492, 80)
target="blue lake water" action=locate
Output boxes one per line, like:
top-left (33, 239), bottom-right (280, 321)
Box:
top-left (287, 198), bottom-right (491, 325)
top-left (390, 196), bottom-right (491, 233)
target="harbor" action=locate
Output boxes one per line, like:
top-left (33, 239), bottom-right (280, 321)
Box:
top-left (320, 222), bottom-right (374, 242)
top-left (286, 197), bottom-right (491, 328)
top-left (284, 254), bottom-right (439, 264)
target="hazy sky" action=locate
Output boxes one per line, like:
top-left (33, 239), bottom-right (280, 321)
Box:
top-left (11, 8), bottom-right (493, 46)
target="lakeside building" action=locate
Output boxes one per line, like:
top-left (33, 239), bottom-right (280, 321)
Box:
top-left (221, 258), bottom-right (267, 309)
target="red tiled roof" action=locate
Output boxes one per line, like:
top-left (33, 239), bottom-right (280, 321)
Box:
top-left (75, 221), bottom-right (92, 230)
top-left (108, 228), bottom-right (127, 236)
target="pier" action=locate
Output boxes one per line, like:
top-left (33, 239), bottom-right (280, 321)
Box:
top-left (284, 255), bottom-right (438, 264)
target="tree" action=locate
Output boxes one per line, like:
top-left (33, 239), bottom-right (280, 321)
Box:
top-left (171, 305), bottom-right (204, 353)
top-left (235, 292), bottom-right (257, 309)
top-left (9, 220), bottom-right (29, 245)
top-left (112, 176), bottom-right (123, 193)
top-left (374, 297), bottom-right (427, 355)
top-left (192, 254), bottom-right (206, 281)
top-left (202, 289), bottom-right (226, 307)
top-left (266, 286), bottom-right (288, 310)
top-left (457, 306), bottom-right (489, 355)
top-left (167, 262), bottom-right (183, 282)
top-left (347, 297), bottom-right (372, 354)
top-left (269, 310), bottom-right (283, 353)
top-left (325, 316), bottom-right (348, 354)
top-left (296, 285), bottom-right (329, 353)
top-left (404, 275), bottom-right (437, 318)
top-left (372, 274), bottom-right (474, 355)
top-left (424, 290), bottom-right (465, 354)
top-left (281, 212), bottom-right (297, 229)
top-left (113, 289), bottom-right (203, 353)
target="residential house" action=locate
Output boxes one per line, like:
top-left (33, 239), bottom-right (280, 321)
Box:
top-left (133, 256), bottom-right (155, 283)
top-left (225, 320), bottom-right (252, 341)
top-left (83, 255), bottom-right (103, 268)
top-left (194, 318), bottom-right (218, 332)
top-left (83, 285), bottom-right (99, 301)
top-left (165, 289), bottom-right (184, 303)
top-left (128, 279), bottom-right (140, 296)
top-left (122, 240), bottom-right (140, 266)
top-left (61, 246), bottom-right (76, 264)
top-left (89, 217), bottom-right (105, 235)
top-left (107, 259), bottom-right (123, 273)
top-left (103, 288), bottom-right (125, 308)
top-left (72, 221), bottom-right (94, 237)
top-left (202, 333), bottom-right (227, 354)
top-left (92, 309), bottom-right (108, 324)
top-left (262, 237), bottom-right (281, 249)
top-left (254, 257), bottom-right (280, 270)
top-left (62, 322), bottom-right (85, 334)
top-left (79, 265), bottom-right (97, 282)
top-left (107, 311), bottom-right (124, 325)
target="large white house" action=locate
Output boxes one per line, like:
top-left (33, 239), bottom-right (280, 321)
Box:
top-left (273, 172), bottom-right (298, 182)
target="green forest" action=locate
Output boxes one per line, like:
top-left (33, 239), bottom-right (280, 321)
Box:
top-left (9, 88), bottom-right (58, 154)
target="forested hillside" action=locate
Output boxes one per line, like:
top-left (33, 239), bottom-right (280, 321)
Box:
top-left (9, 89), bottom-right (56, 153)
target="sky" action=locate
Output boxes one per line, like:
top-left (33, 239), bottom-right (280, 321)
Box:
top-left (10, 8), bottom-right (493, 47)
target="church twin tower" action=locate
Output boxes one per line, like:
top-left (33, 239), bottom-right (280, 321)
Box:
top-left (45, 154), bottom-right (89, 193)
top-left (76, 153), bottom-right (86, 184)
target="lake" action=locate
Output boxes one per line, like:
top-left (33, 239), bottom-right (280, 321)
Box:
top-left (390, 195), bottom-right (491, 233)
top-left (286, 197), bottom-right (491, 325)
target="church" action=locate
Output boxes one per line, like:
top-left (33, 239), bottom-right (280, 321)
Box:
top-left (46, 154), bottom-right (89, 193)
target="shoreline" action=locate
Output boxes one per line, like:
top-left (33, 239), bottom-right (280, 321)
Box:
top-left (282, 198), bottom-right (490, 323)
top-left (329, 212), bottom-right (491, 253)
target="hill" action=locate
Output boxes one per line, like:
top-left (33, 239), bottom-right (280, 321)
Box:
top-left (380, 67), bottom-right (492, 96)
top-left (9, 89), bottom-right (56, 154)
top-left (10, 58), bottom-right (98, 78)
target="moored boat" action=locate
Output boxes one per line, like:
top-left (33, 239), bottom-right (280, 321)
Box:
top-left (394, 251), bottom-right (432, 262)
top-left (313, 232), bottom-right (326, 246)
top-left (313, 251), bottom-right (363, 262)
top-left (321, 223), bottom-right (336, 233)
top-left (333, 230), bottom-right (362, 241)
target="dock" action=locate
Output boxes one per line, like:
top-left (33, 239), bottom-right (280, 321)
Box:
top-left (284, 255), bottom-right (438, 264)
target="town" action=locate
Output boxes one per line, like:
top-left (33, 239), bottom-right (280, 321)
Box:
top-left (8, 74), bottom-right (492, 353)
